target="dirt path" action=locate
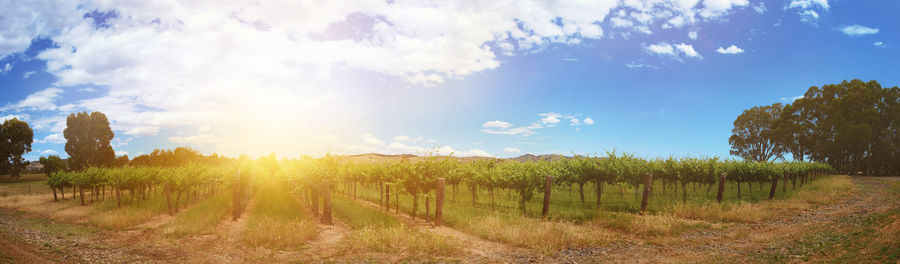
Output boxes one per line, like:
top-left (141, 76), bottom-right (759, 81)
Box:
top-left (565, 176), bottom-right (899, 263)
top-left (347, 195), bottom-right (531, 262)
top-left (0, 233), bottom-right (57, 264)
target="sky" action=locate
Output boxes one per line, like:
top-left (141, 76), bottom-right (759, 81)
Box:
top-left (1, 0), bottom-right (898, 161)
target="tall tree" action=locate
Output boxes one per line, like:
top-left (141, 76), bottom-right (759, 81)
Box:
top-left (729, 103), bottom-right (786, 162)
top-left (64, 112), bottom-right (116, 170)
top-left (0, 118), bottom-right (34, 182)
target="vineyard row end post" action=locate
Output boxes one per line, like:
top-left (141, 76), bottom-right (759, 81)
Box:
top-left (436, 178), bottom-right (445, 226)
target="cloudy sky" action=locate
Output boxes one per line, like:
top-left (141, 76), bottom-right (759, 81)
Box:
top-left (1, 0), bottom-right (897, 160)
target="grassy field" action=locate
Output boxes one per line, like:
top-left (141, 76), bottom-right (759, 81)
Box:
top-left (0, 173), bottom-right (893, 263)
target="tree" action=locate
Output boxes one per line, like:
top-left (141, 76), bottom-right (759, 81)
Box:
top-left (63, 111), bottom-right (116, 170)
top-left (39, 155), bottom-right (67, 175)
top-left (1, 118), bottom-right (34, 182)
top-left (729, 103), bottom-right (786, 162)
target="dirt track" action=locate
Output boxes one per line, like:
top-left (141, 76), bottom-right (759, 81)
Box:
top-left (0, 176), bottom-right (896, 263)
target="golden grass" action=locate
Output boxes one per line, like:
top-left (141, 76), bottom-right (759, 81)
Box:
top-left (89, 207), bottom-right (159, 229)
top-left (461, 214), bottom-right (611, 254)
top-left (341, 226), bottom-right (461, 256)
top-left (593, 211), bottom-right (709, 236)
top-left (241, 217), bottom-right (318, 248)
top-left (667, 202), bottom-right (770, 223)
top-left (667, 175), bottom-right (855, 223)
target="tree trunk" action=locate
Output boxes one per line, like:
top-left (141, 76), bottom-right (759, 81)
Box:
top-left (471, 186), bottom-right (478, 207)
top-left (322, 181), bottom-right (332, 225)
top-left (384, 184), bottom-right (390, 209)
top-left (640, 174), bottom-right (653, 213)
top-left (412, 193), bottom-right (418, 219)
top-left (782, 174), bottom-right (788, 193)
top-left (116, 185), bottom-right (122, 208)
top-left (52, 187), bottom-right (58, 202)
top-left (490, 188), bottom-right (496, 211)
top-left (435, 178), bottom-right (445, 226)
top-left (681, 181), bottom-right (687, 204)
top-left (79, 187), bottom-right (85, 206)
top-left (518, 190), bottom-right (527, 213)
top-left (596, 182), bottom-right (603, 206)
top-left (768, 175), bottom-right (778, 200)
top-left (736, 180), bottom-right (742, 200)
top-left (716, 173), bottom-right (726, 203)
top-left (425, 193), bottom-right (430, 222)
top-left (542, 176), bottom-right (552, 219)
top-left (579, 183), bottom-right (585, 204)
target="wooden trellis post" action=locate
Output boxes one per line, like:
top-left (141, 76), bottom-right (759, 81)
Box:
top-left (436, 178), bottom-right (445, 226)
top-left (542, 175), bottom-right (553, 219)
top-left (716, 173), bottom-right (726, 203)
top-left (640, 174), bottom-right (653, 212)
top-left (322, 180), bottom-right (332, 225)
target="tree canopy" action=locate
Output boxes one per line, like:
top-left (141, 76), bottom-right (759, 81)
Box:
top-left (0, 118), bottom-right (34, 181)
top-left (64, 111), bottom-right (116, 170)
top-left (39, 155), bottom-right (67, 175)
top-left (729, 103), bottom-right (785, 162)
top-left (732, 79), bottom-right (899, 175)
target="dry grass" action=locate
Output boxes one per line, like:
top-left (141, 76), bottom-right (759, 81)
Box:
top-left (667, 176), bottom-right (855, 224)
top-left (88, 195), bottom-right (169, 229)
top-left (461, 214), bottom-right (611, 254)
top-left (593, 211), bottom-right (709, 236)
top-left (667, 202), bottom-right (770, 223)
top-left (241, 217), bottom-right (318, 248)
top-left (340, 226), bottom-right (461, 257)
top-left (241, 181), bottom-right (318, 249)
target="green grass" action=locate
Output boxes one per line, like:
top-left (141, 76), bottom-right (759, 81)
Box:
top-left (162, 190), bottom-right (233, 237)
top-left (332, 194), bottom-right (401, 228)
top-left (242, 181), bottom-right (317, 249)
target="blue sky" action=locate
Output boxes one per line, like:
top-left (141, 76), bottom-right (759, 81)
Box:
top-left (1, 0), bottom-right (898, 160)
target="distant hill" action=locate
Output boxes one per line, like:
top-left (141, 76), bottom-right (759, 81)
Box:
top-left (510, 154), bottom-right (571, 162)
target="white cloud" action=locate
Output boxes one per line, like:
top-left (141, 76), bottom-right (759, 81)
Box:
top-left (1, 63), bottom-right (11, 73)
top-left (753, 2), bottom-right (767, 14)
top-left (780, 95), bottom-right (804, 102)
top-left (23, 71), bottom-right (37, 78)
top-left (646, 43), bottom-right (676, 56)
top-left (77, 87), bottom-right (96, 92)
top-left (788, 0), bottom-right (829, 10)
top-left (539, 113), bottom-right (562, 125)
top-left (123, 126), bottom-right (160, 136)
top-left (115, 150), bottom-right (129, 156)
top-left (569, 118), bottom-right (580, 126)
top-left (788, 0), bottom-right (828, 24)
top-left (1, 88), bottom-right (64, 111)
top-left (361, 133), bottom-right (386, 146)
top-left (583, 118), bottom-right (594, 125)
top-left (688, 31), bottom-right (698, 40)
top-left (503, 147), bottom-right (522, 154)
top-left (837, 25), bottom-right (879, 36)
top-left (38, 133), bottom-right (66, 144)
top-left (40, 149), bottom-right (59, 155)
top-left (482, 120), bottom-right (513, 129)
top-left (625, 62), bottom-right (659, 69)
top-left (482, 123), bottom-right (543, 136)
top-left (646, 42), bottom-right (702, 59)
top-left (874, 42), bottom-right (884, 47)
top-left (716, 45), bottom-right (745, 54)
top-left (675, 43), bottom-right (702, 58)
top-left (169, 134), bottom-right (219, 145)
